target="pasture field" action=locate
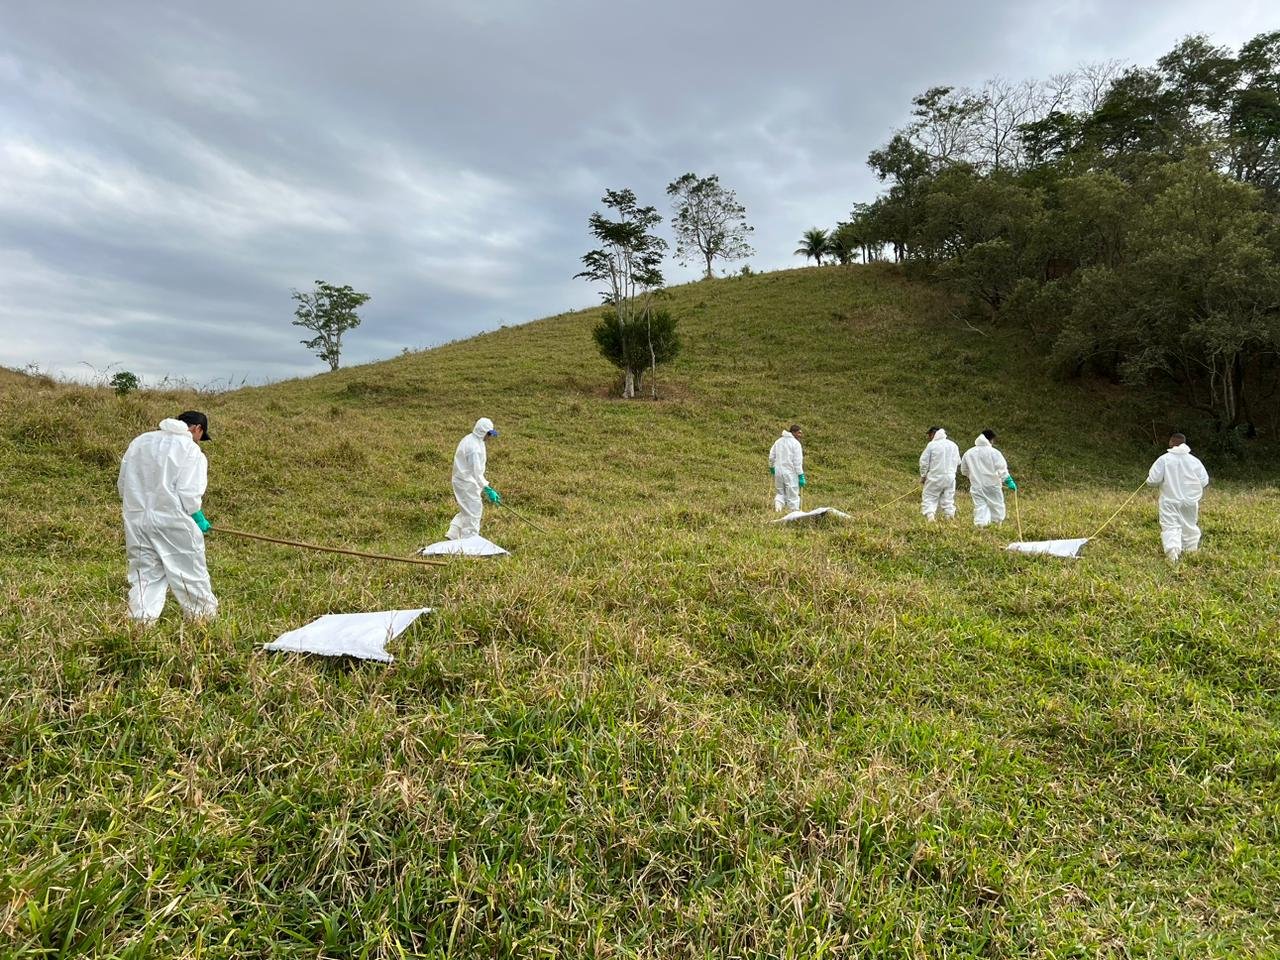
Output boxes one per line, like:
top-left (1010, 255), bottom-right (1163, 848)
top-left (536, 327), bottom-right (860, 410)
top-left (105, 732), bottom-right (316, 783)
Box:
top-left (2, 265), bottom-right (1278, 957)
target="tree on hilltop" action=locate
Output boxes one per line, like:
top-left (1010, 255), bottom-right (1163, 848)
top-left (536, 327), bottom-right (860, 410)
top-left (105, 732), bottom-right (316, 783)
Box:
top-left (795, 228), bottom-right (831, 266)
top-left (666, 173), bottom-right (755, 279)
top-left (292, 281), bottom-right (370, 371)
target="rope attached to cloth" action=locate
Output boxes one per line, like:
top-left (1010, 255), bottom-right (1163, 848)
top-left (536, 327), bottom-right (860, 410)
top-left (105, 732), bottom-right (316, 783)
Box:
top-left (1086, 481), bottom-right (1149, 542)
top-left (1013, 485), bottom-right (1024, 542)
top-left (214, 527), bottom-right (448, 568)
top-left (495, 501), bottom-right (550, 534)
top-left (877, 488), bottom-right (919, 512)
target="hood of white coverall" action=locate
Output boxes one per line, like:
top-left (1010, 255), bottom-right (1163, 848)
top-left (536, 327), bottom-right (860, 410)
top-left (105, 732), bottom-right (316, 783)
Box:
top-left (769, 430), bottom-right (804, 477)
top-left (962, 433), bottom-right (1008, 487)
top-left (1148, 442), bottom-right (1208, 502)
top-left (118, 418), bottom-right (207, 517)
top-left (472, 417), bottom-right (495, 439)
top-left (921, 428), bottom-right (960, 482)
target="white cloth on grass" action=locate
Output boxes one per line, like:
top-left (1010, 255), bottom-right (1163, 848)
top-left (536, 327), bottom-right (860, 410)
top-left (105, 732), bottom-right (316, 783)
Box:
top-left (1006, 538), bottom-right (1089, 558)
top-left (773, 507), bottom-right (851, 523)
top-left (263, 608), bottom-right (431, 662)
top-left (419, 535), bottom-right (508, 556)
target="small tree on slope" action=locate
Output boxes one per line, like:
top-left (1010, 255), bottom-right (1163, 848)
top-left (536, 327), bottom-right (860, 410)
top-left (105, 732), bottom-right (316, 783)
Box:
top-left (592, 307), bottom-right (680, 397)
top-left (292, 281), bottom-right (371, 371)
top-left (576, 189), bottom-right (667, 399)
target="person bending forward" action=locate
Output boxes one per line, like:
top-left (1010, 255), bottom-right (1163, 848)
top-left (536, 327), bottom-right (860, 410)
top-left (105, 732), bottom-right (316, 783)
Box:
top-left (447, 417), bottom-right (500, 539)
top-left (117, 412), bottom-right (218, 623)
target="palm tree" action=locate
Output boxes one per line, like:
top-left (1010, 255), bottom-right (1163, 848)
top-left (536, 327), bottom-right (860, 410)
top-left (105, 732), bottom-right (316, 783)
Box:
top-left (828, 222), bottom-right (859, 265)
top-left (794, 228), bottom-right (830, 266)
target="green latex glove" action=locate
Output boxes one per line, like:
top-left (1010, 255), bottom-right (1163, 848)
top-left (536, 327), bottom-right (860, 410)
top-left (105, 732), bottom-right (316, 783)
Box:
top-left (769, 466), bottom-right (775, 476)
top-left (798, 473), bottom-right (807, 488)
top-left (483, 486), bottom-right (502, 505)
top-left (1004, 476), bottom-right (1017, 491)
top-left (191, 510), bottom-right (211, 533)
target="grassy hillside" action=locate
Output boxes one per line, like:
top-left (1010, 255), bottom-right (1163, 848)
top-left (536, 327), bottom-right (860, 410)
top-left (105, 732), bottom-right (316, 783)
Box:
top-left (2, 265), bottom-right (1278, 958)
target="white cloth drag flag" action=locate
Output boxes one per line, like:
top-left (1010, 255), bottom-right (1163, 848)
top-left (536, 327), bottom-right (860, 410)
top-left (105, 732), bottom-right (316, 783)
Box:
top-left (418, 535), bottom-right (508, 556)
top-left (1006, 538), bottom-right (1089, 559)
top-left (263, 608), bottom-right (431, 663)
top-left (773, 507), bottom-right (852, 523)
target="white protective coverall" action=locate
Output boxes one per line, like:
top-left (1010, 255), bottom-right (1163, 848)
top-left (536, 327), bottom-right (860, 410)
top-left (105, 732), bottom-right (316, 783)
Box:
top-left (447, 418), bottom-right (494, 540)
top-left (919, 429), bottom-right (961, 520)
top-left (768, 430), bottom-right (804, 512)
top-left (117, 419), bottom-right (218, 622)
top-left (1146, 443), bottom-right (1209, 560)
top-left (960, 434), bottom-right (1010, 527)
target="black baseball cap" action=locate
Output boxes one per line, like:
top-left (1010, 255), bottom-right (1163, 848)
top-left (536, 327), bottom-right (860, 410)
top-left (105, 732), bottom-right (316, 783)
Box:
top-left (177, 410), bottom-right (211, 441)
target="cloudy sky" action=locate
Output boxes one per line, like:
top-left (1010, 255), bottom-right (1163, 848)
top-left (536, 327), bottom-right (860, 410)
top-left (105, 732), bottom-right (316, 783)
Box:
top-left (0, 1), bottom-right (1272, 385)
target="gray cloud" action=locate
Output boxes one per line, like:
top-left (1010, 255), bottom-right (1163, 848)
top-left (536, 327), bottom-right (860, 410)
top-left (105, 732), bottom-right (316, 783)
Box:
top-left (0, 0), bottom-right (1271, 383)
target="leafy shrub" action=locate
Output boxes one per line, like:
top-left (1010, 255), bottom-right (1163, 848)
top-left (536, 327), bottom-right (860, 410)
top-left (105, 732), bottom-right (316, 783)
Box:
top-left (591, 308), bottom-right (681, 395)
top-left (110, 371), bottom-right (140, 396)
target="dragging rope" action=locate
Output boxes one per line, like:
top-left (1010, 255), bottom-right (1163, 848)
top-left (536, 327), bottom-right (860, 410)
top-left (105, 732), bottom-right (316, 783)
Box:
top-left (1013, 485), bottom-right (1023, 542)
top-left (1086, 481), bottom-right (1149, 542)
top-left (1006, 479), bottom-right (1149, 559)
top-left (495, 501), bottom-right (550, 534)
top-left (215, 527), bottom-right (448, 568)
top-left (875, 488), bottom-right (919, 513)
top-left (834, 486), bottom-right (917, 519)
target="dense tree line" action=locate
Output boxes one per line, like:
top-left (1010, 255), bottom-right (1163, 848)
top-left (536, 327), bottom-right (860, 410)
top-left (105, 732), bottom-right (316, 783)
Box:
top-left (831, 32), bottom-right (1280, 438)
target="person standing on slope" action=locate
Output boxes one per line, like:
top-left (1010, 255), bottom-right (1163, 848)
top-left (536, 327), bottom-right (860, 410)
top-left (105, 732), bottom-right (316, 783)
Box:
top-left (960, 429), bottom-right (1017, 527)
top-left (117, 411), bottom-right (218, 624)
top-left (447, 417), bottom-right (501, 540)
top-left (1146, 432), bottom-right (1209, 563)
top-left (768, 424), bottom-right (806, 512)
top-left (919, 426), bottom-right (960, 522)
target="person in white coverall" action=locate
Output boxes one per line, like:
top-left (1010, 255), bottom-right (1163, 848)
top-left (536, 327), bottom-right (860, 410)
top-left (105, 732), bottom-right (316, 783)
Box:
top-left (1146, 432), bottom-right (1209, 562)
top-left (447, 417), bottom-right (501, 540)
top-left (768, 424), bottom-right (806, 512)
top-left (919, 426), bottom-right (960, 521)
top-left (960, 429), bottom-right (1017, 527)
top-left (117, 412), bottom-right (218, 623)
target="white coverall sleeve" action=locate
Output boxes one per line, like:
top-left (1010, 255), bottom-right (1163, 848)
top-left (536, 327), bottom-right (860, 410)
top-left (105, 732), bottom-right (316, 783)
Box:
top-left (768, 443), bottom-right (777, 469)
top-left (993, 450), bottom-right (1009, 480)
top-left (919, 447), bottom-right (931, 479)
top-left (175, 449), bottom-right (207, 515)
top-left (959, 454), bottom-right (969, 478)
top-left (1198, 460), bottom-right (1210, 488)
top-left (1146, 458), bottom-right (1165, 487)
top-left (117, 450), bottom-right (131, 500)
top-left (470, 447), bottom-right (488, 490)
top-left (793, 443), bottom-right (803, 475)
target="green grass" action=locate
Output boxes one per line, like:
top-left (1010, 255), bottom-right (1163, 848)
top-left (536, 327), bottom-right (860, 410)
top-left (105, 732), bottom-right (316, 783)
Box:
top-left (2, 264), bottom-right (1278, 958)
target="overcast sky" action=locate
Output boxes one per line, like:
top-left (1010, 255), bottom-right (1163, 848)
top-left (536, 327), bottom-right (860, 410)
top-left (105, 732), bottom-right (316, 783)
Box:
top-left (0, 1), bottom-right (1272, 385)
